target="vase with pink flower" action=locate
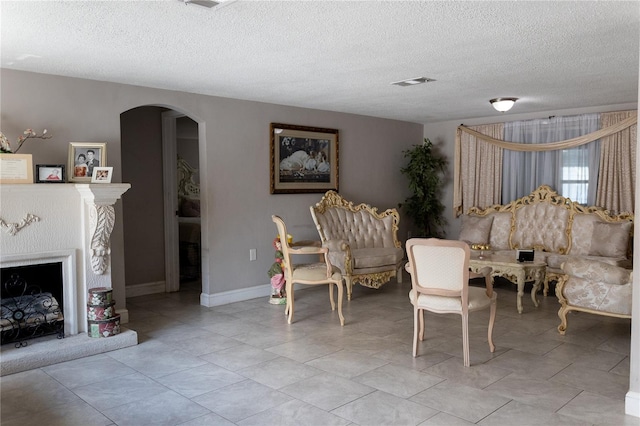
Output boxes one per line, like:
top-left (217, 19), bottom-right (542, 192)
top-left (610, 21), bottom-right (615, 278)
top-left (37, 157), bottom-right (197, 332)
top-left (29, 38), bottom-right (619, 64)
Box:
top-left (0, 128), bottom-right (51, 154)
top-left (267, 234), bottom-right (291, 305)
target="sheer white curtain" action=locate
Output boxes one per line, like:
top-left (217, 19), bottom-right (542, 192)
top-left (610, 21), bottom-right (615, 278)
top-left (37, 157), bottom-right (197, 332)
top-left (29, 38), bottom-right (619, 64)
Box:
top-left (502, 114), bottom-right (600, 204)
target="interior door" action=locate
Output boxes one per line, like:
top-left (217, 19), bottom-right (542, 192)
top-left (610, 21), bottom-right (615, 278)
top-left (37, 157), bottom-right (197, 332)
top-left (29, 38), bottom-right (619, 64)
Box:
top-left (162, 110), bottom-right (182, 292)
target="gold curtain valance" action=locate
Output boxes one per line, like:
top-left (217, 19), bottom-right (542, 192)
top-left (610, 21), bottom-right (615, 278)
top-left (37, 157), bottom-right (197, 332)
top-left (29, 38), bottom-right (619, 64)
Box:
top-left (457, 114), bottom-right (637, 152)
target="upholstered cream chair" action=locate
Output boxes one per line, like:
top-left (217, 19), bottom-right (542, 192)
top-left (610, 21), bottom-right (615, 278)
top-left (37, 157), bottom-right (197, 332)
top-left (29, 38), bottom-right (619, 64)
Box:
top-left (405, 238), bottom-right (497, 367)
top-left (556, 258), bottom-right (632, 335)
top-left (272, 215), bottom-right (345, 326)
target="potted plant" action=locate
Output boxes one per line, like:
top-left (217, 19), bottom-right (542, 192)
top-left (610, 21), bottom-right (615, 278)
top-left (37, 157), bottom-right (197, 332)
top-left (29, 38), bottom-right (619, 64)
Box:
top-left (399, 138), bottom-right (447, 238)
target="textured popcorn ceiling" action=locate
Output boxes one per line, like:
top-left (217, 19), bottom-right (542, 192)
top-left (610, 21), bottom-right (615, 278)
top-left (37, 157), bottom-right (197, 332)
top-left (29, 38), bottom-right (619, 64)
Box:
top-left (1, 0), bottom-right (638, 123)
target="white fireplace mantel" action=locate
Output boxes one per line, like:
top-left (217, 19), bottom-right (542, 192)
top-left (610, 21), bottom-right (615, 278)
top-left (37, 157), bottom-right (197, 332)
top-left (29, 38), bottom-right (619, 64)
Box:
top-left (75, 183), bottom-right (131, 205)
top-left (1, 183), bottom-right (131, 331)
top-left (0, 183), bottom-right (137, 375)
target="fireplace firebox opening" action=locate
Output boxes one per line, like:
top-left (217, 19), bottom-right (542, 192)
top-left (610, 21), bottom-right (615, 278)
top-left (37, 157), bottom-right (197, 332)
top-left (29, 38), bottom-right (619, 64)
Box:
top-left (1, 262), bottom-right (64, 347)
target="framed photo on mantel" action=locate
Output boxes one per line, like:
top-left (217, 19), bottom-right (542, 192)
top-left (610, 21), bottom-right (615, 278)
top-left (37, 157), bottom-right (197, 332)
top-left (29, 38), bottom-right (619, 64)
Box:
top-left (36, 164), bottom-right (65, 183)
top-left (0, 153), bottom-right (34, 184)
top-left (270, 123), bottom-right (339, 194)
top-left (91, 166), bottom-right (113, 183)
top-left (68, 142), bottom-right (106, 182)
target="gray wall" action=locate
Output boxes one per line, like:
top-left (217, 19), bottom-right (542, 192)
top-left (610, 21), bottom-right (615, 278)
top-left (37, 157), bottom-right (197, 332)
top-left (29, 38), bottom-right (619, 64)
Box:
top-left (121, 106), bottom-right (167, 286)
top-left (423, 102), bottom-right (638, 240)
top-left (1, 69), bottom-right (423, 307)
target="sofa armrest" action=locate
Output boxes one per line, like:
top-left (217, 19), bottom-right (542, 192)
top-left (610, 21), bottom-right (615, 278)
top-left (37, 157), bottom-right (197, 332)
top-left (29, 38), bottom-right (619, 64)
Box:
top-left (322, 239), bottom-right (352, 275)
top-left (561, 258), bottom-right (632, 285)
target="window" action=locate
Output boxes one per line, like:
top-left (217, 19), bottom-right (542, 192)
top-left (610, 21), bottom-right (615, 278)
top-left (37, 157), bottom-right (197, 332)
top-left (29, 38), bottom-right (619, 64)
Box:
top-left (561, 148), bottom-right (590, 204)
top-left (502, 114), bottom-right (600, 205)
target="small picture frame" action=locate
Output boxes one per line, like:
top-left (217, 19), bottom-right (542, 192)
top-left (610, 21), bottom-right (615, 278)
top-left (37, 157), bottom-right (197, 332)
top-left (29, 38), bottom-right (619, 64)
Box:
top-left (0, 153), bottom-right (34, 184)
top-left (517, 249), bottom-right (535, 262)
top-left (36, 164), bottom-right (66, 183)
top-left (68, 142), bottom-right (106, 182)
top-left (91, 166), bottom-right (113, 183)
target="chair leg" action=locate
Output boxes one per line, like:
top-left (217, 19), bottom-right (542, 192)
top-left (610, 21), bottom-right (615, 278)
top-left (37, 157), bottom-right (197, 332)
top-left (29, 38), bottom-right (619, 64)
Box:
top-left (461, 312), bottom-right (470, 367)
top-left (418, 309), bottom-right (425, 341)
top-left (543, 276), bottom-right (549, 296)
top-left (488, 297), bottom-right (497, 353)
top-left (284, 280), bottom-right (291, 316)
top-left (345, 277), bottom-right (353, 300)
top-left (413, 307), bottom-right (421, 357)
top-left (287, 284), bottom-right (295, 324)
top-left (328, 283), bottom-right (336, 311)
top-left (557, 304), bottom-right (569, 335)
top-left (336, 281), bottom-right (345, 326)
top-left (396, 266), bottom-right (403, 284)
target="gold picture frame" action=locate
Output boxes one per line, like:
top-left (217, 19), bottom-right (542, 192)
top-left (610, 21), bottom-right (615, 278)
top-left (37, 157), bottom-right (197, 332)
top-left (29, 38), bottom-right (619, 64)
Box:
top-left (270, 123), bottom-right (339, 194)
top-left (0, 153), bottom-right (34, 184)
top-left (68, 142), bottom-right (106, 182)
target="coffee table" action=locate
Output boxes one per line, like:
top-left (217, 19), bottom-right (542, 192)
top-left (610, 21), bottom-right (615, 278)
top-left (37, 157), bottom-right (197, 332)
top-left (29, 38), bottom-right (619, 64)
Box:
top-left (469, 251), bottom-right (546, 314)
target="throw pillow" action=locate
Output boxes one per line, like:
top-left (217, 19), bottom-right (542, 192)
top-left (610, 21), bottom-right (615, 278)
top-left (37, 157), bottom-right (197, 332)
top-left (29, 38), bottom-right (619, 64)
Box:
top-left (589, 221), bottom-right (632, 258)
top-left (459, 215), bottom-right (494, 245)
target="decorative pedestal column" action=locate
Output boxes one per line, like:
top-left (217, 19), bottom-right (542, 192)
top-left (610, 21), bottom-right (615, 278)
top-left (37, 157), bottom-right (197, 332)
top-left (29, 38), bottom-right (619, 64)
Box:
top-left (75, 184), bottom-right (130, 330)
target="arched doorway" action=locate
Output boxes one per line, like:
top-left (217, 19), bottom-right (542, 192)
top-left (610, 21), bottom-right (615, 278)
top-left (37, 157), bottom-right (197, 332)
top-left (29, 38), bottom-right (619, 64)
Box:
top-left (120, 106), bottom-right (204, 298)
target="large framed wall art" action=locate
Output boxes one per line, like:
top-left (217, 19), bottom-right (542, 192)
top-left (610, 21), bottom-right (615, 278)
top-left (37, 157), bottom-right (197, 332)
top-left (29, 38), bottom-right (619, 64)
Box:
top-left (270, 123), bottom-right (339, 194)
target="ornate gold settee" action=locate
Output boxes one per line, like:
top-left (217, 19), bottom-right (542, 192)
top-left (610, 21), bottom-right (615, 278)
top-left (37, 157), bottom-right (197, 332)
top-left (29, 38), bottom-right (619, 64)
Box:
top-left (556, 258), bottom-right (632, 334)
top-left (310, 191), bottom-right (404, 300)
top-left (460, 185), bottom-right (633, 294)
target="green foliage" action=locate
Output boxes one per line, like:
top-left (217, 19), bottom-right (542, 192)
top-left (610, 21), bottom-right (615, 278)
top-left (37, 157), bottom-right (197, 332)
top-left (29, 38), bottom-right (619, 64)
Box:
top-left (399, 138), bottom-right (447, 238)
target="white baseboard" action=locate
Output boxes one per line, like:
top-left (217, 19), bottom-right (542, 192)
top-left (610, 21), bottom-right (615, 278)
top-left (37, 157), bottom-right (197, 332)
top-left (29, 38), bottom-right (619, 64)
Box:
top-left (127, 281), bottom-right (311, 308)
top-left (199, 283), bottom-right (317, 307)
top-left (626, 390), bottom-right (640, 418)
top-left (200, 284), bottom-right (271, 307)
top-left (115, 308), bottom-right (129, 324)
top-left (125, 281), bottom-right (165, 298)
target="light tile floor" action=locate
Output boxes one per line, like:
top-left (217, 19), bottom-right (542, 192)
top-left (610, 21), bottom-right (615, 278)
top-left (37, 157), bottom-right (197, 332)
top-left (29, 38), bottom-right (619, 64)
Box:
top-left (1, 277), bottom-right (637, 425)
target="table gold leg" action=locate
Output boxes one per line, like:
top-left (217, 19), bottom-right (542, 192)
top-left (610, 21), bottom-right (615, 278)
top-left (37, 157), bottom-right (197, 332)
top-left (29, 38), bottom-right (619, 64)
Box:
top-left (516, 270), bottom-right (525, 314)
top-left (531, 269), bottom-right (543, 307)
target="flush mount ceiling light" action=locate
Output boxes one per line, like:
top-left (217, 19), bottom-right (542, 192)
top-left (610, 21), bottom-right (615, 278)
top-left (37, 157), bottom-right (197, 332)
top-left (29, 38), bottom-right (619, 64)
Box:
top-left (390, 77), bottom-right (436, 87)
top-left (490, 97), bottom-right (518, 112)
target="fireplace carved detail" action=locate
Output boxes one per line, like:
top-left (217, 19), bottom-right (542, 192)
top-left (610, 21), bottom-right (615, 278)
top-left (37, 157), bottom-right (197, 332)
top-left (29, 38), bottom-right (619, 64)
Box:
top-left (75, 184), bottom-right (131, 276)
top-left (0, 213), bottom-right (40, 236)
top-left (89, 204), bottom-right (115, 275)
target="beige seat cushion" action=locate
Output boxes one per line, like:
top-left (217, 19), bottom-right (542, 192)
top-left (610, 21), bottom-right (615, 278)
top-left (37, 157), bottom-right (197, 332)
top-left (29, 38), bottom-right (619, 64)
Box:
top-left (352, 247), bottom-right (404, 269)
top-left (409, 286), bottom-right (496, 312)
top-left (292, 263), bottom-right (341, 281)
